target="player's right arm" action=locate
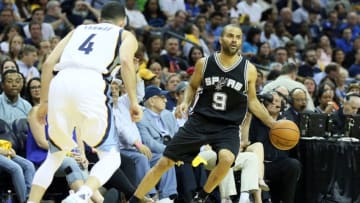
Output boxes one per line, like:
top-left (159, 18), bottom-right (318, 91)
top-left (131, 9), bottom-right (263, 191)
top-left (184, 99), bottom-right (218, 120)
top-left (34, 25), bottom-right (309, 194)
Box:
top-left (37, 31), bottom-right (74, 124)
top-left (178, 57), bottom-right (205, 114)
top-left (119, 30), bottom-right (142, 122)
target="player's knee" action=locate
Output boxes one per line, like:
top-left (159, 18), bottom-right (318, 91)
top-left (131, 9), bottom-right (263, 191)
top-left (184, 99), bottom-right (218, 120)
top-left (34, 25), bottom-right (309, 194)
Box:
top-left (218, 150), bottom-right (235, 166)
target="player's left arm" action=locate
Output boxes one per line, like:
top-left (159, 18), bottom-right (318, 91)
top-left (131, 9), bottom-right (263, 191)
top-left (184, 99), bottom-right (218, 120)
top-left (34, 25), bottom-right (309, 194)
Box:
top-left (40, 30), bottom-right (74, 104)
top-left (247, 62), bottom-right (276, 128)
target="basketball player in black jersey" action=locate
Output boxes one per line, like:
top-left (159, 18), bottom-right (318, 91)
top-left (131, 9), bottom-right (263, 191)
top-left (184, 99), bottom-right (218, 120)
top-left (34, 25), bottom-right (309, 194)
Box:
top-left (131, 24), bottom-right (276, 203)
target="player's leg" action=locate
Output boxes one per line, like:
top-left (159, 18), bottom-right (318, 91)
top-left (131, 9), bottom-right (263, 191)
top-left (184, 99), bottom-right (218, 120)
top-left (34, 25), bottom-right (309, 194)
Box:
top-left (28, 94), bottom-right (74, 203)
top-left (133, 156), bottom-right (176, 201)
top-left (28, 150), bottom-right (67, 203)
top-left (203, 149), bottom-right (235, 193)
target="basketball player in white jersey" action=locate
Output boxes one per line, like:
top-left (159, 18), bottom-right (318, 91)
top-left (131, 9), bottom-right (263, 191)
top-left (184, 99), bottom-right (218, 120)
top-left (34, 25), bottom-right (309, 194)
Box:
top-left (27, 2), bottom-right (142, 203)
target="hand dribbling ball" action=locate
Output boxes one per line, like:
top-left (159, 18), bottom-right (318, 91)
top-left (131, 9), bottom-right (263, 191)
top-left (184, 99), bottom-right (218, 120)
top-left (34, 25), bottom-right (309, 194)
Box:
top-left (270, 120), bottom-right (300, 150)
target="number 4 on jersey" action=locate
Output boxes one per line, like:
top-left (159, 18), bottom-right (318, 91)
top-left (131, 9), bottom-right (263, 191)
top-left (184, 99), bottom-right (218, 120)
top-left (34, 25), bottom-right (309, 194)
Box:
top-left (78, 34), bottom-right (96, 54)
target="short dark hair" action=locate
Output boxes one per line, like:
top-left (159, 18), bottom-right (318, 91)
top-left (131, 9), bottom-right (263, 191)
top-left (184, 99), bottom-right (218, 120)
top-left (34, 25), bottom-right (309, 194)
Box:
top-left (1, 69), bottom-right (18, 83)
top-left (281, 63), bottom-right (298, 75)
top-left (101, 2), bottom-right (126, 21)
top-left (324, 63), bottom-right (339, 74)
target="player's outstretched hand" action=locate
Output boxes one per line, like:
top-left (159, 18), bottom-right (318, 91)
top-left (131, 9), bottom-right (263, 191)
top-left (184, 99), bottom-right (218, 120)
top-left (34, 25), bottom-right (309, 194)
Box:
top-left (37, 102), bottom-right (48, 124)
top-left (130, 103), bottom-right (143, 122)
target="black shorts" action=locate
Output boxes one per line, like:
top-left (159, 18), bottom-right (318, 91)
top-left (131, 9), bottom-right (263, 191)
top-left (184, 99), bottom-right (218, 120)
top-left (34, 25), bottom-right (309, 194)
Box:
top-left (163, 114), bottom-right (240, 163)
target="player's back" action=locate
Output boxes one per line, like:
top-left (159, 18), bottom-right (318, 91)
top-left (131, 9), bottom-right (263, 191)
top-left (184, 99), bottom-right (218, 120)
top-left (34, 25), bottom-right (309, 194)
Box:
top-left (55, 23), bottom-right (122, 74)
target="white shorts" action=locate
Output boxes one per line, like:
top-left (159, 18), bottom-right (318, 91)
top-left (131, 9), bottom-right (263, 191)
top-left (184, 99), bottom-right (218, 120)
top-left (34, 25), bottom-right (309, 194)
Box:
top-left (48, 68), bottom-right (118, 152)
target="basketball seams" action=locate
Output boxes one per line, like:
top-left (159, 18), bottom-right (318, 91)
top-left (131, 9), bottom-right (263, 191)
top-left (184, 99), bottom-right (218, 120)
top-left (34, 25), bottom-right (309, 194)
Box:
top-left (269, 120), bottom-right (300, 150)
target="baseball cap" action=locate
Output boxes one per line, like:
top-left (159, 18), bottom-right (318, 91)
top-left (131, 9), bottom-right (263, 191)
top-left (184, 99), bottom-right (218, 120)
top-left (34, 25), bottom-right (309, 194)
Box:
top-left (138, 69), bottom-right (156, 80)
top-left (175, 81), bottom-right (188, 93)
top-left (144, 85), bottom-right (168, 101)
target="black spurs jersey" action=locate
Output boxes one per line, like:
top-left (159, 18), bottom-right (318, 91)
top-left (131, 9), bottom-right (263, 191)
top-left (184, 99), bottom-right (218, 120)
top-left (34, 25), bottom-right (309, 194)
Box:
top-left (192, 53), bottom-right (249, 125)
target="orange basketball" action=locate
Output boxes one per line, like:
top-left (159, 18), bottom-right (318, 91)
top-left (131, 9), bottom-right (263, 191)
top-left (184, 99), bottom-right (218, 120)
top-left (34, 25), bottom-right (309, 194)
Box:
top-left (270, 120), bottom-right (300, 150)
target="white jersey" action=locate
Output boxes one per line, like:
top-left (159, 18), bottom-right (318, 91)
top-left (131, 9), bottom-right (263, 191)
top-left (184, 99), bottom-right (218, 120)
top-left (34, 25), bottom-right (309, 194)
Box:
top-left (55, 23), bottom-right (122, 74)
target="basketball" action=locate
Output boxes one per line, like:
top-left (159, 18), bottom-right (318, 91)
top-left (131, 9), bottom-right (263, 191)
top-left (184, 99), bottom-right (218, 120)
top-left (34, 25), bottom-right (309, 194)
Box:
top-left (270, 120), bottom-right (300, 150)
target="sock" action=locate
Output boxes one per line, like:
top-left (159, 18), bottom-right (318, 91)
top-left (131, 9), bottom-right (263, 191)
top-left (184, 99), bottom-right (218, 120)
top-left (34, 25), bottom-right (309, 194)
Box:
top-left (198, 189), bottom-right (210, 200)
top-left (76, 185), bottom-right (93, 200)
top-left (239, 192), bottom-right (250, 203)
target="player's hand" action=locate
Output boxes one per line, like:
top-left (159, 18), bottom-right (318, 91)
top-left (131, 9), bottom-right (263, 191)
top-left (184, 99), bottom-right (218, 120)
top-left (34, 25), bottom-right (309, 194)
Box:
top-left (176, 102), bottom-right (189, 117)
top-left (136, 144), bottom-right (152, 160)
top-left (130, 103), bottom-right (143, 122)
top-left (37, 102), bottom-right (48, 124)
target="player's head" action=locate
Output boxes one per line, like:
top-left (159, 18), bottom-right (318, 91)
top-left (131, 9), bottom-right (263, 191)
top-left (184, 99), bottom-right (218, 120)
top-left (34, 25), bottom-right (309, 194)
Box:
top-left (100, 2), bottom-right (127, 26)
top-left (219, 24), bottom-right (242, 56)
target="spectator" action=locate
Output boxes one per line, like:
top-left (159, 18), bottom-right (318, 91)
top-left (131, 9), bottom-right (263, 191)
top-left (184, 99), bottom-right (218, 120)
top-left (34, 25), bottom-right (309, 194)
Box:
top-left (314, 87), bottom-right (338, 114)
top-left (307, 9), bottom-right (321, 43)
top-left (44, 0), bottom-right (73, 38)
top-left (37, 39), bottom-right (51, 70)
top-left (285, 41), bottom-right (301, 66)
top-left (24, 21), bottom-right (43, 48)
top-left (335, 67), bottom-right (348, 100)
top-left (146, 60), bottom-right (163, 88)
top-left (158, 37), bottom-right (189, 73)
top-left (293, 22), bottom-right (310, 53)
top-left (273, 21), bottom-right (291, 47)
top-left (145, 35), bottom-right (163, 59)
top-left (272, 47), bottom-right (288, 66)
top-left (23, 8), bottom-right (55, 41)
top-left (283, 88), bottom-right (309, 125)
top-left (237, 0), bottom-right (262, 24)
top-left (17, 45), bottom-right (39, 82)
top-left (142, 0), bottom-right (167, 28)
top-left (279, 8), bottom-right (298, 37)
top-left (260, 22), bottom-right (280, 50)
top-left (262, 63), bottom-right (315, 111)
top-left (314, 63), bottom-right (339, 86)
top-left (0, 58), bottom-right (19, 76)
top-left (250, 42), bottom-right (272, 71)
top-left (205, 11), bottom-right (224, 50)
top-left (0, 23), bottom-right (22, 54)
top-left (182, 23), bottom-right (210, 58)
top-left (0, 8), bottom-right (16, 32)
top-left (349, 49), bottom-right (360, 79)
top-left (0, 70), bottom-right (32, 125)
top-left (242, 27), bottom-right (261, 59)
top-left (335, 27), bottom-right (353, 54)
top-left (317, 35), bottom-right (333, 66)
top-left (339, 11), bottom-right (360, 41)
top-left (330, 93), bottom-right (360, 135)
top-left (67, 0), bottom-right (99, 27)
top-left (298, 48), bottom-right (321, 78)
top-left (0, 119), bottom-right (35, 203)
top-left (25, 77), bottom-right (40, 106)
top-left (164, 73), bottom-right (181, 111)
top-left (321, 10), bottom-right (341, 38)
top-left (163, 10), bottom-right (187, 36)
top-left (187, 46), bottom-right (204, 68)
top-left (332, 48), bottom-right (346, 69)
top-left (8, 34), bottom-right (24, 61)
top-left (303, 77), bottom-right (317, 101)
top-left (159, 0), bottom-right (185, 18)
top-left (125, 0), bottom-right (152, 31)
top-left (185, 0), bottom-right (201, 19)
